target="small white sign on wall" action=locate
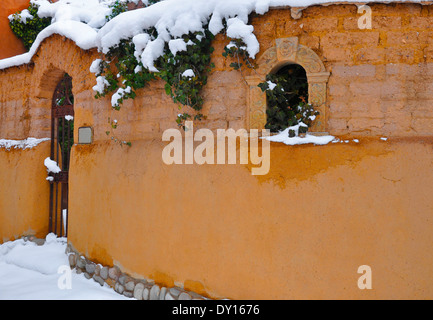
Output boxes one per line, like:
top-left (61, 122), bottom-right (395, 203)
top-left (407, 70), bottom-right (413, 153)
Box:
top-left (78, 127), bottom-right (92, 144)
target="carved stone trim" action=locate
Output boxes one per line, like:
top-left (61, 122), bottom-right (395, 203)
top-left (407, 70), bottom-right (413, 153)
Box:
top-left (276, 37), bottom-right (298, 62)
top-left (256, 47), bottom-right (278, 76)
top-left (290, 7), bottom-right (306, 20)
top-left (246, 76), bottom-right (267, 130)
top-left (247, 37), bottom-right (330, 133)
top-left (307, 72), bottom-right (331, 84)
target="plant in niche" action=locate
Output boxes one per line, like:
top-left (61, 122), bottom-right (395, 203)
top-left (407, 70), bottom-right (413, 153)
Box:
top-left (222, 36), bottom-right (320, 136)
top-left (258, 64), bottom-right (318, 135)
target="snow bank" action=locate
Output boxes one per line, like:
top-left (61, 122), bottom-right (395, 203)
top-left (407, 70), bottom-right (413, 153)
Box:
top-left (0, 137), bottom-right (50, 150)
top-left (95, 0), bottom-right (283, 69)
top-left (0, 234), bottom-right (68, 275)
top-left (0, 0), bottom-right (112, 70)
top-left (0, 234), bottom-right (131, 300)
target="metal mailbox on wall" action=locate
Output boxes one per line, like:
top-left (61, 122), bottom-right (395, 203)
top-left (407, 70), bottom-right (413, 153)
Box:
top-left (78, 127), bottom-right (92, 144)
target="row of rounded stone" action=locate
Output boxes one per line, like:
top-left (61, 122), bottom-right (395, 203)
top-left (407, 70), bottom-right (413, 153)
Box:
top-left (66, 245), bottom-right (208, 300)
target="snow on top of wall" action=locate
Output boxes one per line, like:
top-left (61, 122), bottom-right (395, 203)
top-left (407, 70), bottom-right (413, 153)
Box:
top-left (0, 138), bottom-right (50, 151)
top-left (0, 0), bottom-right (429, 71)
top-left (35, 0), bottom-right (114, 29)
top-left (0, 20), bottom-right (97, 70)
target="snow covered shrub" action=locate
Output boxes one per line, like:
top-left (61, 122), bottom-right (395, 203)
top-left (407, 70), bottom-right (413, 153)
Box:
top-left (156, 30), bottom-right (215, 120)
top-left (222, 39), bottom-right (257, 72)
top-left (94, 18), bottom-right (257, 129)
top-left (258, 64), bottom-right (318, 133)
top-left (91, 1), bottom-right (266, 130)
top-left (8, 2), bottom-right (52, 51)
top-left (106, 0), bottom-right (129, 21)
top-left (7, 0), bottom-right (323, 143)
top-left (94, 28), bottom-right (216, 127)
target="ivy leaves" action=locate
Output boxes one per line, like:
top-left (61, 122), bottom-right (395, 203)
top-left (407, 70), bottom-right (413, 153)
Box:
top-left (156, 30), bottom-right (215, 115)
top-left (258, 64), bottom-right (318, 133)
top-left (95, 28), bottom-right (215, 129)
top-left (106, 0), bottom-right (128, 21)
top-left (9, 3), bottom-right (51, 51)
top-left (222, 39), bottom-right (256, 74)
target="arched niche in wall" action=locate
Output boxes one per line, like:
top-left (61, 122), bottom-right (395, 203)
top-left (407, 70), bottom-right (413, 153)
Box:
top-left (245, 37), bottom-right (330, 133)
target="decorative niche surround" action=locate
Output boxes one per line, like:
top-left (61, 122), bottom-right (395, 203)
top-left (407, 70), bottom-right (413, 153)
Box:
top-left (245, 37), bottom-right (330, 134)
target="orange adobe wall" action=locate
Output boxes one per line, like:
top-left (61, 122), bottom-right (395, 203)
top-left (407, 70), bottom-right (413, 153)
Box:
top-left (1, 3), bottom-right (433, 299)
top-left (0, 0), bottom-right (30, 60)
top-left (0, 140), bottom-right (50, 242)
top-left (67, 137), bottom-right (433, 300)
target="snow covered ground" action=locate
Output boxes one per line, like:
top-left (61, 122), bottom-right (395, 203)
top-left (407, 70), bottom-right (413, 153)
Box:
top-left (0, 234), bottom-right (131, 300)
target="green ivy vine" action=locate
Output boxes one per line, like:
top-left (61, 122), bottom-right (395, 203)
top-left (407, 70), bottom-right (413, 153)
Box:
top-left (93, 27), bottom-right (216, 133)
top-left (93, 9), bottom-right (320, 140)
top-left (9, 2), bottom-right (52, 51)
top-left (258, 64), bottom-right (318, 133)
top-left (106, 0), bottom-right (129, 21)
top-left (10, 0), bottom-right (320, 144)
top-left (223, 39), bottom-right (319, 135)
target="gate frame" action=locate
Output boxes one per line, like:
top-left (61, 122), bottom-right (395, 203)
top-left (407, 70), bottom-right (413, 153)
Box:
top-left (48, 74), bottom-right (74, 237)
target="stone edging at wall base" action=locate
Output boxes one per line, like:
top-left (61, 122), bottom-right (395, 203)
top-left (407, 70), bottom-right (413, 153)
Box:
top-left (65, 243), bottom-right (212, 300)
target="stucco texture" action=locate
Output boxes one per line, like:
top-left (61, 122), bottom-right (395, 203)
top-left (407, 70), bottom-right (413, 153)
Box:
top-left (0, 141), bottom-right (50, 242)
top-left (67, 138), bottom-right (433, 299)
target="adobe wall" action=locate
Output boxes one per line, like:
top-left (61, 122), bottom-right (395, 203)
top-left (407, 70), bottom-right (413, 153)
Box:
top-left (1, 3), bottom-right (433, 299)
top-left (3, 4), bottom-right (433, 141)
top-left (68, 137), bottom-right (433, 300)
top-left (0, 140), bottom-right (50, 242)
top-left (251, 4), bottom-right (433, 136)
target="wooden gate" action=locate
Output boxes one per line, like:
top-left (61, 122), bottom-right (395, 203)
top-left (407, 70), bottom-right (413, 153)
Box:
top-left (48, 74), bottom-right (74, 237)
